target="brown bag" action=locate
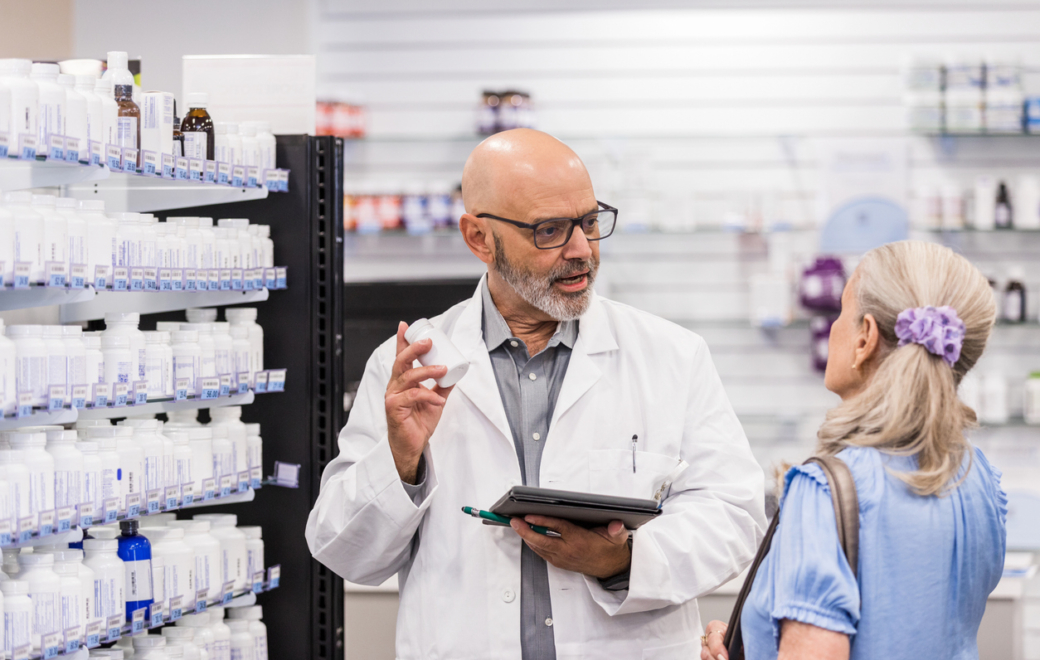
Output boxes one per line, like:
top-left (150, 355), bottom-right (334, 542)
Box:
top-left (722, 456), bottom-right (860, 660)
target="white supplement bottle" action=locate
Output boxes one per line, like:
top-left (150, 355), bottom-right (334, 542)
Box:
top-left (175, 613), bottom-right (215, 657)
top-left (83, 334), bottom-right (105, 386)
top-left (141, 526), bottom-right (194, 614)
top-left (44, 428), bottom-right (83, 508)
top-left (225, 122), bottom-right (243, 166)
top-left (207, 606), bottom-right (232, 660)
top-left (197, 218), bottom-right (215, 272)
top-left (42, 325), bottom-right (69, 397)
top-left (101, 335), bottom-right (132, 386)
top-left (243, 424), bottom-right (262, 476)
top-left (0, 59), bottom-right (39, 144)
top-left (63, 325), bottom-right (88, 390)
top-left (162, 626), bottom-right (204, 660)
top-left (92, 433), bottom-right (121, 502)
top-left (227, 619), bottom-right (254, 660)
top-left (133, 632), bottom-right (168, 659)
top-left (166, 430), bottom-right (193, 494)
top-left (75, 74), bottom-right (103, 144)
top-left (82, 538), bottom-right (125, 624)
top-left (210, 323), bottom-right (233, 378)
top-left (17, 552), bottom-right (60, 653)
top-left (404, 318), bottom-right (471, 387)
top-left (209, 407), bottom-right (248, 476)
top-left (49, 548), bottom-right (84, 641)
top-left (2, 548), bottom-right (21, 578)
top-left (114, 425), bottom-right (144, 499)
top-left (79, 200), bottom-right (116, 276)
top-left (33, 194), bottom-right (67, 270)
top-left (227, 605), bottom-right (268, 660)
top-left (0, 198), bottom-right (13, 283)
top-left (77, 440), bottom-right (103, 511)
top-left (29, 63), bottom-right (65, 147)
top-left (169, 521), bottom-right (221, 602)
top-left (1, 580), bottom-right (31, 657)
top-left (208, 426), bottom-right (233, 484)
top-left (58, 73), bottom-right (88, 150)
top-left (151, 554), bottom-right (166, 618)
top-left (238, 527), bottom-right (264, 588)
top-left (193, 514), bottom-right (247, 591)
top-left (4, 192), bottom-right (45, 284)
top-left (238, 123), bottom-right (259, 170)
top-left (120, 419), bottom-right (164, 493)
top-left (258, 225), bottom-right (274, 267)
top-left (228, 326), bottom-right (251, 386)
top-left (104, 312), bottom-right (146, 384)
top-left (166, 409), bottom-right (202, 429)
top-left (143, 332), bottom-right (168, 401)
top-left (7, 431), bottom-right (56, 515)
top-left (0, 319), bottom-right (17, 415)
top-left (114, 213), bottom-right (141, 269)
top-left (56, 197), bottom-right (87, 269)
top-left (224, 309), bottom-right (263, 378)
top-left (255, 122), bottom-right (276, 171)
top-left (0, 446), bottom-right (31, 525)
top-left (214, 122), bottom-right (230, 162)
top-left (48, 547), bottom-right (95, 633)
top-left (8, 325), bottom-right (48, 407)
top-left (185, 308), bottom-right (218, 324)
top-left (0, 70), bottom-right (9, 135)
top-left (94, 78), bottom-right (119, 147)
top-left (180, 324), bottom-right (216, 379)
top-left (171, 331), bottom-right (201, 391)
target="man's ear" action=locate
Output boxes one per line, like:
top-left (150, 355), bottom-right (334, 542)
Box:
top-left (459, 214), bottom-right (494, 265)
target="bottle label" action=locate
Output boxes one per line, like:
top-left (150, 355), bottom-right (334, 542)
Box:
top-left (185, 132), bottom-right (208, 160)
top-left (124, 558), bottom-right (154, 600)
top-left (117, 116), bottom-right (138, 150)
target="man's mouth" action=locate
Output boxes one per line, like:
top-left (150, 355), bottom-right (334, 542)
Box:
top-left (554, 271), bottom-right (589, 287)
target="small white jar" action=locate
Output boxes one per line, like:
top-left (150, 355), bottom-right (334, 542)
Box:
top-left (62, 325), bottom-right (88, 388)
top-left (171, 331), bottom-right (201, 390)
top-left (238, 527), bottom-right (265, 587)
top-left (1, 579), bottom-right (32, 657)
top-left (17, 552), bottom-right (60, 653)
top-left (49, 548), bottom-right (85, 641)
top-left (77, 440), bottom-right (103, 511)
top-left (7, 430), bottom-right (56, 515)
top-left (8, 325), bottom-right (49, 406)
top-left (82, 538), bottom-right (125, 623)
top-left (143, 332), bottom-right (169, 401)
top-left (175, 613), bottom-right (216, 657)
top-left (83, 334), bottom-right (105, 386)
top-left (119, 419), bottom-right (164, 493)
top-left (209, 407), bottom-right (248, 475)
top-left (0, 446), bottom-right (32, 523)
top-left (166, 430), bottom-right (193, 493)
top-left (207, 606), bottom-right (232, 660)
top-left (224, 308), bottom-right (263, 377)
top-left (227, 618), bottom-right (254, 660)
top-left (103, 312), bottom-right (146, 384)
top-left (101, 335), bottom-right (133, 386)
top-left (209, 426), bottom-right (233, 483)
top-left (32, 194), bottom-right (67, 271)
top-left (55, 197), bottom-right (87, 268)
top-left (0, 319), bottom-right (18, 415)
top-left (404, 318), bottom-right (470, 387)
top-left (44, 428), bottom-right (83, 508)
top-left (183, 427), bottom-right (213, 500)
top-left (228, 325), bottom-right (251, 385)
top-left (210, 323), bottom-right (233, 377)
top-left (244, 423), bottom-right (262, 474)
top-left (193, 514), bottom-right (247, 591)
top-left (4, 192), bottom-right (45, 283)
top-left (227, 605), bottom-right (268, 660)
top-left (140, 526), bottom-right (194, 612)
top-left (86, 431), bottom-right (121, 502)
top-left (180, 324), bottom-right (216, 379)
top-left (133, 632), bottom-right (169, 659)
top-left (169, 520), bottom-right (221, 602)
top-left (42, 325), bottom-right (69, 396)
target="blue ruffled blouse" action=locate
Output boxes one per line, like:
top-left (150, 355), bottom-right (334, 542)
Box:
top-left (741, 445), bottom-right (1007, 660)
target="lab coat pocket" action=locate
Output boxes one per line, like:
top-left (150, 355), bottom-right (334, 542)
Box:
top-left (588, 449), bottom-right (681, 500)
top-left (641, 639), bottom-right (699, 659)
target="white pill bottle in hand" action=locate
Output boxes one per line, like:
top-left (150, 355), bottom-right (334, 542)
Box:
top-left (403, 319), bottom-right (470, 388)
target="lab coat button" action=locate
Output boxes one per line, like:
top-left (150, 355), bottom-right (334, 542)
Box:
top-left (528, 372), bottom-right (537, 381)
top-left (532, 432), bottom-right (541, 441)
top-left (545, 617), bottom-right (553, 627)
top-left (502, 589), bottom-right (516, 603)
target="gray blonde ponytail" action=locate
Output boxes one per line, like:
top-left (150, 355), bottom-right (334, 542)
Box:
top-left (816, 241), bottom-right (996, 496)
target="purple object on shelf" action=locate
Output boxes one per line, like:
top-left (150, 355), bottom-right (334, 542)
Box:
top-left (800, 257), bottom-right (846, 313)
top-left (810, 315), bottom-right (838, 373)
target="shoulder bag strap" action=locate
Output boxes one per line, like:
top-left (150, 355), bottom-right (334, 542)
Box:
top-left (722, 456), bottom-right (860, 659)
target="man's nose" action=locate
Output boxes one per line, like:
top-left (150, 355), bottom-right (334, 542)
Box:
top-left (560, 225), bottom-right (593, 261)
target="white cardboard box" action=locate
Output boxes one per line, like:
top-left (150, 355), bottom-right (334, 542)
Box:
top-left (182, 55), bottom-right (315, 135)
top-left (141, 91), bottom-right (175, 155)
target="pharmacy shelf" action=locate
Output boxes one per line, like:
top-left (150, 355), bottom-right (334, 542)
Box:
top-left (59, 288), bottom-right (269, 323)
top-left (180, 487), bottom-right (256, 509)
top-left (0, 408), bottom-right (78, 431)
top-left (64, 171), bottom-right (268, 213)
top-left (0, 285), bottom-right (97, 312)
top-left (77, 391), bottom-right (255, 421)
top-left (0, 157), bottom-right (109, 190)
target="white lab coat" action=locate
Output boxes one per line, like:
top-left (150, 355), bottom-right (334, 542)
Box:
top-left (307, 279), bottom-right (765, 659)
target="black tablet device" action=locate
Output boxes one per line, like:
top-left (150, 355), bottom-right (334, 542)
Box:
top-left (489, 485), bottom-right (662, 530)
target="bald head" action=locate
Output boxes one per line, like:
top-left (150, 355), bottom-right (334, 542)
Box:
top-left (461, 128), bottom-right (595, 222)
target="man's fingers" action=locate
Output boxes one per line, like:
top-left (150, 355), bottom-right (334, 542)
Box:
top-left (431, 384), bottom-right (455, 399)
top-left (510, 518), bottom-right (559, 553)
top-left (387, 387), bottom-right (445, 411)
top-left (390, 337), bottom-right (434, 381)
top-left (522, 515), bottom-right (578, 536)
top-left (395, 321), bottom-right (408, 358)
top-left (392, 364), bottom-right (448, 393)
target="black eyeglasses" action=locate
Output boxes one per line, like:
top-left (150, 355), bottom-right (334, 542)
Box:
top-left (477, 201), bottom-right (618, 249)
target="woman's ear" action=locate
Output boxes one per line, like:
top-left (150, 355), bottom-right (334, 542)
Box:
top-left (856, 313), bottom-right (881, 369)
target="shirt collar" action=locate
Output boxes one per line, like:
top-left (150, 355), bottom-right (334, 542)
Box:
top-left (481, 279), bottom-right (578, 353)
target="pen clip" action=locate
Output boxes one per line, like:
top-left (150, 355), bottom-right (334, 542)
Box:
top-left (652, 459), bottom-right (689, 505)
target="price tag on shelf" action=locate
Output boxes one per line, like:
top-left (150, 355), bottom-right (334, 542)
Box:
top-left (202, 478), bottom-right (216, 501)
top-left (231, 268), bottom-right (244, 291)
top-left (169, 595), bottom-right (183, 621)
top-left (161, 153), bottom-right (176, 178)
top-left (219, 374), bottom-right (231, 397)
top-left (106, 614), bottom-right (122, 642)
top-left (143, 267), bottom-right (158, 291)
top-left (142, 149), bottom-right (159, 175)
top-left (183, 268), bottom-right (197, 291)
top-left (253, 571), bottom-right (265, 594)
top-left (12, 644), bottom-right (29, 660)
top-left (158, 268), bottom-right (173, 291)
top-left (64, 626), bottom-right (79, 654)
top-left (86, 619), bottom-right (102, 647)
top-left (222, 580), bottom-right (235, 605)
top-left (103, 497), bottom-right (119, 524)
top-left (151, 599), bottom-right (164, 627)
top-left (246, 166), bottom-right (259, 188)
top-left (219, 474), bottom-right (232, 498)
top-left (12, 262), bottom-right (30, 289)
top-left (70, 263), bottom-right (86, 289)
top-left (132, 381), bottom-right (148, 406)
top-left (175, 156), bottom-right (189, 180)
top-left (204, 160), bottom-right (217, 183)
top-left (253, 268), bottom-right (264, 290)
top-left (105, 144), bottom-right (122, 169)
top-left (39, 509), bottom-right (54, 537)
top-left (65, 136), bottom-right (81, 163)
top-left (89, 140), bottom-right (102, 166)
top-left (217, 161), bottom-right (231, 185)
top-left (243, 269), bottom-right (254, 292)
top-left (126, 493), bottom-right (141, 518)
top-left (182, 482), bottom-right (195, 506)
top-left (18, 134), bottom-right (37, 160)
top-left (268, 564), bottom-right (281, 589)
top-left (165, 485), bottom-right (179, 510)
top-left (129, 267), bottom-right (144, 291)
top-left (172, 268), bottom-right (185, 291)
top-left (94, 264), bottom-right (110, 290)
top-left (267, 369), bottom-right (286, 392)
top-left (15, 392), bottom-right (32, 418)
top-left (122, 148), bottom-right (139, 173)
top-left (174, 378), bottom-right (190, 401)
top-left (253, 372), bottom-right (268, 393)
top-left (46, 133), bottom-right (64, 160)
top-left (146, 489), bottom-right (161, 514)
top-left (0, 519), bottom-right (12, 546)
top-left (18, 515), bottom-right (35, 543)
top-left (113, 382), bottom-right (129, 407)
top-left (112, 266), bottom-right (129, 291)
top-left (42, 631), bottom-right (61, 658)
top-left (0, 260), bottom-right (5, 287)
top-left (237, 372), bottom-right (250, 394)
top-left (250, 466), bottom-right (263, 490)
top-left (277, 168), bottom-right (290, 190)
top-left (195, 588), bottom-right (208, 614)
top-left (47, 385), bottom-right (65, 412)
top-left (195, 270), bottom-right (208, 292)
top-left (237, 471), bottom-right (250, 493)
top-left (57, 506), bottom-right (73, 533)
top-left (231, 165), bottom-right (245, 187)
top-left (208, 269), bottom-right (220, 291)
top-left (275, 266), bottom-right (287, 289)
top-left (131, 606), bottom-right (146, 633)
top-left (263, 169), bottom-right (279, 190)
top-left (273, 462), bottom-right (300, 488)
top-left (45, 261), bottom-right (66, 288)
top-left (218, 268), bottom-right (231, 290)
top-left (92, 382), bottom-right (110, 409)
top-left (0, 131), bottom-right (10, 158)
top-left (264, 268), bottom-right (277, 290)
top-left (189, 158), bottom-right (204, 181)
top-left (198, 377), bottom-right (220, 400)
top-left (78, 502), bottom-right (94, 528)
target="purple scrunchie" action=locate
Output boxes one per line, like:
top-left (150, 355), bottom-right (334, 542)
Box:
top-left (894, 305), bottom-right (966, 367)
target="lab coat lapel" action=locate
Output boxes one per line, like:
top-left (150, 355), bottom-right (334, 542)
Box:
top-left (550, 294), bottom-right (619, 428)
top-left (450, 277), bottom-right (513, 445)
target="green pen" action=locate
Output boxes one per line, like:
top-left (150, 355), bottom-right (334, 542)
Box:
top-left (462, 506), bottom-right (562, 538)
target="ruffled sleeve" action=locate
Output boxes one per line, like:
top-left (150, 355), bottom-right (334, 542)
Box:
top-left (765, 462), bottom-right (861, 643)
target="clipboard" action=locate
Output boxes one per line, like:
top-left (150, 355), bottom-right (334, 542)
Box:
top-left (488, 486), bottom-right (662, 530)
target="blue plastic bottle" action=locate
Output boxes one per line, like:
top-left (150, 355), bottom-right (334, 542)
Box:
top-left (118, 519), bottom-right (154, 621)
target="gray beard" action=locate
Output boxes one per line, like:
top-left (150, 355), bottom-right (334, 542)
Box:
top-left (492, 233), bottom-right (598, 322)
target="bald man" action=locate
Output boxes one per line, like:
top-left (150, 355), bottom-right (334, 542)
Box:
top-left (307, 129), bottom-right (765, 659)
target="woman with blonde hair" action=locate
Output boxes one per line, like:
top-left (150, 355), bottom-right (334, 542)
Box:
top-left (702, 240), bottom-right (1007, 660)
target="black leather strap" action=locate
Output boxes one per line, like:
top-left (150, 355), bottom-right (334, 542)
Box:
top-left (722, 456), bottom-right (860, 659)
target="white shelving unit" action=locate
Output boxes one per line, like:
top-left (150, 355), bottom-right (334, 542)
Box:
top-left (0, 286), bottom-right (97, 313)
top-left (60, 288), bottom-right (269, 323)
top-left (77, 391), bottom-right (255, 421)
top-left (63, 171), bottom-right (269, 213)
top-left (0, 157), bottom-right (109, 190)
top-left (0, 409), bottom-right (78, 432)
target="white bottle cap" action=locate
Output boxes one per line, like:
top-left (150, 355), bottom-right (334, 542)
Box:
top-left (133, 635), bottom-right (166, 649)
top-left (185, 308), bottom-right (218, 323)
top-left (104, 311), bottom-right (140, 325)
top-left (75, 74), bottom-right (95, 88)
top-left (80, 200), bottom-right (105, 211)
top-left (45, 428), bottom-right (77, 443)
top-left (240, 123), bottom-right (257, 137)
top-left (43, 325), bottom-right (64, 338)
top-left (107, 51), bottom-right (129, 70)
top-left (17, 553), bottom-right (54, 567)
top-left (244, 423), bottom-right (260, 436)
top-left (6, 325), bottom-right (43, 337)
top-left (171, 330), bottom-right (199, 344)
top-left (186, 93), bottom-right (208, 108)
top-left (237, 526), bottom-right (262, 540)
top-left (226, 620), bottom-right (250, 633)
top-left (31, 62), bottom-right (60, 77)
top-left (83, 538), bottom-right (118, 552)
top-left (101, 335), bottom-right (130, 349)
top-left (4, 191), bottom-right (32, 204)
top-left (57, 73), bottom-right (74, 87)
top-left (227, 605), bottom-right (263, 620)
top-left (0, 580), bottom-right (28, 595)
top-left (31, 194), bottom-right (57, 207)
top-left (62, 325), bottom-right (83, 337)
top-left (193, 513), bottom-right (236, 527)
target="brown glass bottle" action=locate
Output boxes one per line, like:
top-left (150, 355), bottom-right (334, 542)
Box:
top-left (181, 92), bottom-right (214, 160)
top-left (114, 83), bottom-right (141, 166)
